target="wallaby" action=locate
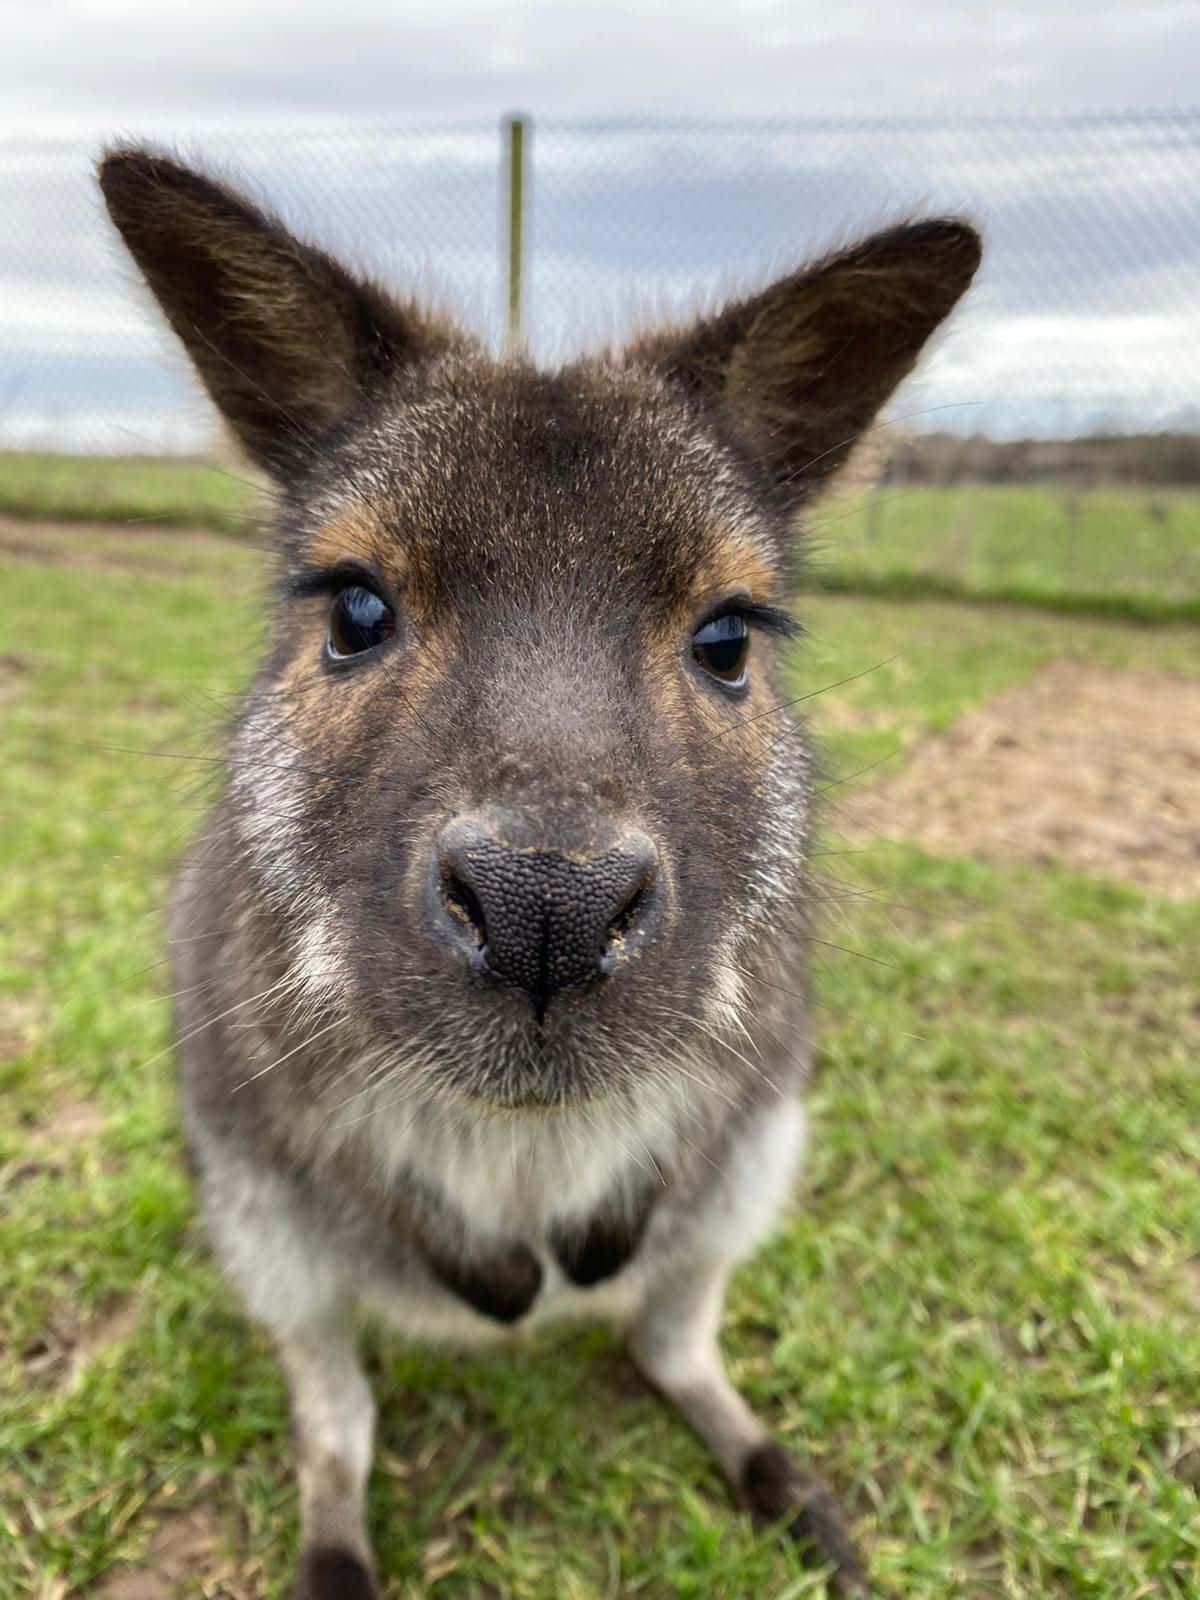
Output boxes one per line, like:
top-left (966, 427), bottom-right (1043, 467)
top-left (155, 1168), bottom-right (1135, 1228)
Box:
top-left (99, 146), bottom-right (979, 1599)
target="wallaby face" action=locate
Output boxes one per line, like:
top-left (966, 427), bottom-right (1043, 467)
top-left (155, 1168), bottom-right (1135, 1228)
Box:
top-left (100, 146), bottom-right (979, 1600)
top-left (232, 360), bottom-right (810, 1113)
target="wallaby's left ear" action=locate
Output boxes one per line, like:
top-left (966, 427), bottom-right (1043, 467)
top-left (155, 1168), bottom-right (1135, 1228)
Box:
top-left (99, 146), bottom-right (460, 475)
top-left (628, 219), bottom-right (981, 501)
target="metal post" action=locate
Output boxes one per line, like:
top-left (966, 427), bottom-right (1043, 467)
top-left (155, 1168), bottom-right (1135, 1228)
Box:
top-left (503, 114), bottom-right (528, 351)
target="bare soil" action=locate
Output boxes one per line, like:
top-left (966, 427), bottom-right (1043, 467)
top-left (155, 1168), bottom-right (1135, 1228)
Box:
top-left (4, 1097), bottom-right (140, 1388)
top-left (15, 1291), bottom-right (138, 1390)
top-left (90, 1501), bottom-right (260, 1600)
top-left (4, 1095), bottom-right (104, 1187)
top-left (0, 515), bottom-right (237, 578)
top-left (838, 660), bottom-right (1200, 898)
top-left (0, 649), bottom-right (34, 711)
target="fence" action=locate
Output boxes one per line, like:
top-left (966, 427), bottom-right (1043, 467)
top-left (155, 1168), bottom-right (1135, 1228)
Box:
top-left (1, 113), bottom-right (1198, 454)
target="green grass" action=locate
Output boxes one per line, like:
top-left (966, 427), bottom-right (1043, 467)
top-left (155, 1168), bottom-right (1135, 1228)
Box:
top-left (2, 524), bottom-right (1198, 1598)
top-left (810, 483), bottom-right (1200, 620)
top-left (0, 450), bottom-right (261, 535)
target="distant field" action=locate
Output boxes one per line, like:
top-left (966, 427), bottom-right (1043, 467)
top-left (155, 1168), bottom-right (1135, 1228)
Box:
top-left (809, 481), bottom-right (1200, 619)
top-left (1, 451), bottom-right (1198, 618)
top-left (0, 450), bottom-right (261, 536)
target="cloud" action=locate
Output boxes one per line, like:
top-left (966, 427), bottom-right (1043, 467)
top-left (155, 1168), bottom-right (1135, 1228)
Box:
top-left (3, 1), bottom-right (1196, 135)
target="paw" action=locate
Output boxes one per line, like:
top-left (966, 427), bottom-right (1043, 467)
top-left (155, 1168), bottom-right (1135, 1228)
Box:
top-left (291, 1545), bottom-right (376, 1600)
top-left (741, 1442), bottom-right (877, 1599)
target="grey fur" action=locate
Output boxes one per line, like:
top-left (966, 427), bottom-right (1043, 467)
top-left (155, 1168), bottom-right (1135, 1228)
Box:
top-left (100, 144), bottom-right (980, 1600)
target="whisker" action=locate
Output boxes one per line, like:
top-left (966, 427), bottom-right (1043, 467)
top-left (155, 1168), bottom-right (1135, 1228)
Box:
top-left (676, 657), bottom-right (899, 772)
top-left (809, 936), bottom-right (903, 973)
top-left (234, 1015), bottom-right (350, 1092)
top-left (133, 976), bottom-right (294, 1076)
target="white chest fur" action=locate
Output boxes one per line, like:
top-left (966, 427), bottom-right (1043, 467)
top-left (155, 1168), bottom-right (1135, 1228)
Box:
top-left (356, 1092), bottom-right (808, 1346)
top-left (358, 1078), bottom-right (698, 1238)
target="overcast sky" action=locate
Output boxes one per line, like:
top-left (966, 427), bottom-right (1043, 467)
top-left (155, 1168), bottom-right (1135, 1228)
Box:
top-left (3, 0), bottom-right (1195, 136)
top-left (2, 3), bottom-right (1195, 449)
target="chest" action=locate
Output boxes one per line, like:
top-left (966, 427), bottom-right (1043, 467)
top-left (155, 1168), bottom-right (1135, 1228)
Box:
top-left (349, 1095), bottom-right (676, 1334)
top-left (351, 1094), bottom-right (804, 1343)
top-left (359, 1205), bottom-right (655, 1347)
top-left (425, 1199), bottom-right (654, 1320)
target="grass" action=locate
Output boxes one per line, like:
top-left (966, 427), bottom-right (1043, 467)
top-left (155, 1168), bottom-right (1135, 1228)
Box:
top-left (809, 483), bottom-right (1200, 621)
top-left (2, 451), bottom-right (1200, 618)
top-left (1, 523), bottom-right (1198, 1598)
top-left (0, 450), bottom-right (262, 536)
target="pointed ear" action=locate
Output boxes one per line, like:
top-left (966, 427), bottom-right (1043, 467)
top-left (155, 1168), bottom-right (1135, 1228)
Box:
top-left (628, 219), bottom-right (981, 501)
top-left (99, 146), bottom-right (458, 474)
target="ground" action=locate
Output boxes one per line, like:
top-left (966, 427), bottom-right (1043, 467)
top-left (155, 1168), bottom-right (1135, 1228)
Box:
top-left (2, 514), bottom-right (1198, 1598)
top-left (839, 659), bottom-right (1200, 899)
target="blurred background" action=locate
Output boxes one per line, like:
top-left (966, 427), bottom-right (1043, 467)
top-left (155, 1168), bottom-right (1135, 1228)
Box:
top-left (2, 2), bottom-right (1198, 612)
top-left (7, 114), bottom-right (1200, 451)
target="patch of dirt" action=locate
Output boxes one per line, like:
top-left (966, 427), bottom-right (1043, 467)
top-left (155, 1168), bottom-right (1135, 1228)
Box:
top-left (0, 649), bottom-right (33, 709)
top-left (121, 690), bottom-right (178, 715)
top-left (837, 660), bottom-right (1200, 898)
top-left (4, 1093), bottom-right (137, 1387)
top-left (0, 516), bottom-right (238, 579)
top-left (18, 1293), bottom-right (139, 1390)
top-left (3, 1095), bottom-right (105, 1187)
top-left (62, 1299), bottom-right (143, 1391)
top-left (0, 993), bottom-right (41, 1062)
top-left (39, 1097), bottom-right (106, 1144)
top-left (90, 1500), bottom-right (260, 1600)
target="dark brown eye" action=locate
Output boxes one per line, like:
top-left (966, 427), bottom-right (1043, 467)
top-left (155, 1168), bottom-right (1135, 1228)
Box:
top-left (692, 613), bottom-right (749, 687)
top-left (328, 584), bottom-right (394, 659)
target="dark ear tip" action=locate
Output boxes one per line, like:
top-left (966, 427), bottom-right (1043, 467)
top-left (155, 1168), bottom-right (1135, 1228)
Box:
top-left (932, 216), bottom-right (983, 260)
top-left (905, 216), bottom-right (984, 278)
top-left (97, 144), bottom-right (165, 209)
top-left (97, 144), bottom-right (212, 219)
top-left (98, 143), bottom-right (152, 185)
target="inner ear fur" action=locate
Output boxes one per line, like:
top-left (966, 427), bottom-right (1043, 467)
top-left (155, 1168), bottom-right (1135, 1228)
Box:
top-left (628, 218), bottom-right (981, 501)
top-left (99, 146), bottom-right (459, 475)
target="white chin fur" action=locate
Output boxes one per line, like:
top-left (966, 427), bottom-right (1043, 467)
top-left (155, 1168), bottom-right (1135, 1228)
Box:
top-left (347, 1070), bottom-right (699, 1237)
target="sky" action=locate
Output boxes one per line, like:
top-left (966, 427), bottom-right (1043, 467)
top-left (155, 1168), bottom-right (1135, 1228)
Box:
top-left (3, 0), bottom-right (1196, 133)
top-left (1, 2), bottom-right (1196, 450)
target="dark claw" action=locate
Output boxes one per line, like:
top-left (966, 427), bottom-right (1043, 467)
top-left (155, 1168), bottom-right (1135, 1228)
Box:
top-left (742, 1441), bottom-right (876, 1598)
top-left (292, 1545), bottom-right (376, 1600)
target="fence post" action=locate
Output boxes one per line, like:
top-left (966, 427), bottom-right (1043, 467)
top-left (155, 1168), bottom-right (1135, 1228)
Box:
top-left (502, 114), bottom-right (529, 351)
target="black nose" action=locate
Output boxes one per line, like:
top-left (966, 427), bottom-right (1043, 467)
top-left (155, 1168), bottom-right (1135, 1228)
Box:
top-left (434, 817), bottom-right (661, 1019)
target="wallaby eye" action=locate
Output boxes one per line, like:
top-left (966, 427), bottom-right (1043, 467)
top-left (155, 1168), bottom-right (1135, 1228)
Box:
top-left (692, 613), bottom-right (750, 688)
top-left (327, 584), bottom-right (395, 659)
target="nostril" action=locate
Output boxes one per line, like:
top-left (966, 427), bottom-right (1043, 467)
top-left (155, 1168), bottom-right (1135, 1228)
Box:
top-left (441, 870), bottom-right (487, 950)
top-left (600, 852), bottom-right (660, 975)
top-left (607, 876), bottom-right (652, 942)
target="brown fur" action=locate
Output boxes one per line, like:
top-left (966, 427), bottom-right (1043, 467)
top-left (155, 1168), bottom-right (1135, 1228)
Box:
top-left (306, 504), bottom-right (393, 574)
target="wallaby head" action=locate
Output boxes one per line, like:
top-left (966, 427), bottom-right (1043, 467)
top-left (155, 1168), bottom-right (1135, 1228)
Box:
top-left (99, 145), bottom-right (979, 1599)
top-left (101, 148), bottom-right (977, 1112)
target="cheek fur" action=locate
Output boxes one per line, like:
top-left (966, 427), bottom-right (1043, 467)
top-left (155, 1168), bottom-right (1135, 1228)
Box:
top-left (229, 695), bottom-right (311, 907)
top-left (293, 899), bottom-right (353, 1010)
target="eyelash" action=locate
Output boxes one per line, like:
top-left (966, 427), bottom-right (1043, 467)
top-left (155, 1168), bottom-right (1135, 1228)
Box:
top-left (712, 602), bottom-right (801, 641)
top-left (288, 562), bottom-right (385, 602)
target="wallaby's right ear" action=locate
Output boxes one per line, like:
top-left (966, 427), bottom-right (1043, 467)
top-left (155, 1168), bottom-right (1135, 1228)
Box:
top-left (99, 146), bottom-right (457, 475)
